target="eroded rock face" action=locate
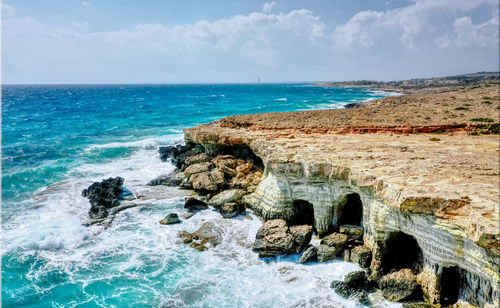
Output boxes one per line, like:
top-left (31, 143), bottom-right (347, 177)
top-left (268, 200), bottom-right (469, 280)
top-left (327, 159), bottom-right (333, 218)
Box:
top-left (379, 268), bottom-right (419, 302)
top-left (82, 177), bottom-right (125, 219)
top-left (299, 245), bottom-right (317, 263)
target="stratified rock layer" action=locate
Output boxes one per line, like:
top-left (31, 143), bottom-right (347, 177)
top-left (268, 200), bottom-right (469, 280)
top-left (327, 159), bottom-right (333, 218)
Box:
top-left (183, 86), bottom-right (500, 306)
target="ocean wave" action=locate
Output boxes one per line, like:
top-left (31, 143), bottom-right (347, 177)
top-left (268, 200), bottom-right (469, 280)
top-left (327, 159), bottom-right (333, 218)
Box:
top-left (275, 98), bottom-right (288, 101)
top-left (83, 135), bottom-right (183, 152)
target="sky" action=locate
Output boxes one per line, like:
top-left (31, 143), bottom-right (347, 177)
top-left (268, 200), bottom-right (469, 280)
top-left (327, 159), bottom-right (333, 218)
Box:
top-left (1, 0), bottom-right (499, 84)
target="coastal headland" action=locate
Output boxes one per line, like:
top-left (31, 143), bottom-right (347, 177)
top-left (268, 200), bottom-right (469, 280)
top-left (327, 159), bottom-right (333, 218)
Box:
top-left (180, 77), bottom-right (499, 306)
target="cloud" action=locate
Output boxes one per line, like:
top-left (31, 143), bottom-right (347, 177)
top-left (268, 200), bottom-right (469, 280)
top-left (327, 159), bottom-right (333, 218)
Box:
top-left (263, 2), bottom-right (276, 14)
top-left (81, 2), bottom-right (91, 7)
top-left (2, 2), bottom-right (16, 18)
top-left (334, 0), bottom-right (500, 50)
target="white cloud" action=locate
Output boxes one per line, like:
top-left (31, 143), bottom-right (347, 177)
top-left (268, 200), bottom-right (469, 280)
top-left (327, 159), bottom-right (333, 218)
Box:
top-left (2, 2), bottom-right (16, 18)
top-left (263, 1), bottom-right (276, 14)
top-left (81, 2), bottom-right (91, 7)
top-left (334, 0), bottom-right (500, 50)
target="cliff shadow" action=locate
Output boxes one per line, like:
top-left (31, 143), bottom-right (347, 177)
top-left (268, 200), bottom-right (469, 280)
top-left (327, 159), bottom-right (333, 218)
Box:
top-left (381, 231), bottom-right (423, 275)
top-left (338, 193), bottom-right (363, 227)
top-left (289, 199), bottom-right (315, 227)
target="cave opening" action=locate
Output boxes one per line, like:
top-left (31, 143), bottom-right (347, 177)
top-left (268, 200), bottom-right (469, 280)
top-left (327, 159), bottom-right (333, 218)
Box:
top-left (440, 266), bottom-right (460, 306)
top-left (381, 231), bottom-right (423, 275)
top-left (338, 193), bottom-right (363, 226)
top-left (290, 200), bottom-right (315, 226)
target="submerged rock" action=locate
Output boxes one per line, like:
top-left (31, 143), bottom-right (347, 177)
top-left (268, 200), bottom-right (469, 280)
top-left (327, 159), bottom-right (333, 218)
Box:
top-left (178, 230), bottom-right (193, 243)
top-left (191, 220), bottom-right (230, 247)
top-left (160, 213), bottom-right (181, 225)
top-left (379, 268), bottom-right (419, 302)
top-left (184, 197), bottom-right (208, 211)
top-left (147, 171), bottom-right (185, 186)
top-left (299, 245), bottom-right (317, 263)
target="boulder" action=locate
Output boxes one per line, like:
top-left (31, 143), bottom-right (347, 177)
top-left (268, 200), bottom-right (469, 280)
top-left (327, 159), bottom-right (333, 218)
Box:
top-left (299, 245), bottom-right (317, 263)
top-left (330, 270), bottom-right (371, 304)
top-left (212, 155), bottom-right (237, 169)
top-left (219, 202), bottom-right (245, 218)
top-left (351, 246), bottom-right (372, 268)
top-left (208, 189), bottom-right (243, 208)
top-left (190, 172), bottom-right (218, 191)
top-left (184, 197), bottom-right (208, 211)
top-left (160, 213), bottom-right (181, 225)
top-left (339, 225), bottom-right (364, 241)
top-left (344, 270), bottom-right (367, 289)
top-left (185, 153), bottom-right (209, 166)
top-left (317, 233), bottom-right (349, 262)
top-left (209, 169), bottom-right (226, 186)
top-left (184, 162), bottom-right (214, 178)
top-left (147, 170), bottom-right (185, 186)
top-left (379, 268), bottom-right (419, 302)
top-left (253, 219), bottom-right (295, 257)
top-left (289, 225), bottom-right (313, 253)
top-left (82, 177), bottom-right (125, 209)
top-left (191, 220), bottom-right (230, 247)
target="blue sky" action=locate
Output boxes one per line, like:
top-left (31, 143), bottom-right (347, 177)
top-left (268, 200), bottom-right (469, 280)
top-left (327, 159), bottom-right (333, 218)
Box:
top-left (2, 0), bottom-right (499, 83)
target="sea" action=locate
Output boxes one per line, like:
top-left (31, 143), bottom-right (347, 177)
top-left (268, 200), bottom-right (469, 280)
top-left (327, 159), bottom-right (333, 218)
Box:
top-left (2, 84), bottom-right (401, 307)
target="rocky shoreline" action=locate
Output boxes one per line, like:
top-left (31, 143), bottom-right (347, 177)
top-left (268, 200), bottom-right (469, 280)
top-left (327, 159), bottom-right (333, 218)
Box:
top-left (81, 80), bottom-right (499, 307)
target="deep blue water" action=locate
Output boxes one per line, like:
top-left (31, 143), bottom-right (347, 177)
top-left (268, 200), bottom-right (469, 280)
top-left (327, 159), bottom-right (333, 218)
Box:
top-left (2, 84), bottom-right (398, 307)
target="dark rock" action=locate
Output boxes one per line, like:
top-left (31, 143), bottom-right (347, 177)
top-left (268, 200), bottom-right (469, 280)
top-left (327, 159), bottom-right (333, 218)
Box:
top-left (158, 144), bottom-right (201, 169)
top-left (89, 205), bottom-right (108, 220)
top-left (402, 303), bottom-right (437, 308)
top-left (178, 178), bottom-right (193, 190)
top-left (344, 270), bottom-right (367, 289)
top-left (289, 225), bottom-right (313, 253)
top-left (160, 213), bottom-right (181, 225)
top-left (184, 197), bottom-right (208, 211)
top-left (299, 245), bottom-right (317, 263)
top-left (147, 170), bottom-right (185, 186)
top-left (82, 177), bottom-right (126, 219)
top-left (330, 280), bottom-right (370, 305)
top-left (351, 246), bottom-right (372, 268)
top-left (219, 202), bottom-right (245, 218)
top-left (379, 268), bottom-right (419, 302)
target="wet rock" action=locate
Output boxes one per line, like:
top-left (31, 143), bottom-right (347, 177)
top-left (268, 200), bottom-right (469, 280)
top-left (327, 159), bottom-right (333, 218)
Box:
top-left (339, 225), bottom-right (364, 242)
top-left (219, 202), bottom-right (245, 218)
top-left (379, 268), bottom-right (419, 302)
top-left (289, 225), bottom-right (313, 253)
top-left (208, 189), bottom-right (242, 208)
top-left (299, 245), bottom-right (317, 263)
top-left (184, 197), bottom-right (208, 211)
top-left (184, 162), bottom-right (214, 178)
top-left (189, 242), bottom-right (208, 251)
top-left (147, 170), bottom-right (185, 186)
top-left (185, 153), bottom-right (209, 166)
top-left (330, 270), bottom-right (370, 305)
top-left (160, 213), bottom-right (181, 225)
top-left (317, 233), bottom-right (349, 262)
top-left (179, 231), bottom-right (193, 243)
top-left (159, 144), bottom-right (201, 169)
top-left (89, 205), bottom-right (108, 220)
top-left (82, 177), bottom-right (124, 208)
top-left (351, 246), bottom-right (372, 268)
top-left (253, 219), bottom-right (295, 257)
top-left (191, 220), bottom-right (230, 247)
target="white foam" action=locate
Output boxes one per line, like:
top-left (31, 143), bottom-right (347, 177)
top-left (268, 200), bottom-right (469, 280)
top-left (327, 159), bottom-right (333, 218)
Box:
top-left (275, 98), bottom-right (288, 101)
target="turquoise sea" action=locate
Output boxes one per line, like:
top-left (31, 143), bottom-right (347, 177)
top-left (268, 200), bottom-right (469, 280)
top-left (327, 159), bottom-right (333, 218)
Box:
top-left (2, 84), bottom-right (400, 307)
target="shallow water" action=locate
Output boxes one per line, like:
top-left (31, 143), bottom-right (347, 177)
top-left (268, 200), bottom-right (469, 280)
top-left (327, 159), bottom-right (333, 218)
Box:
top-left (2, 84), bottom-right (401, 307)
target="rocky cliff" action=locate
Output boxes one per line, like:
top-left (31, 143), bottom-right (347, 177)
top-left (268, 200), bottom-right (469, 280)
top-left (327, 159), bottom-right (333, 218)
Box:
top-left (183, 83), bottom-right (499, 307)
